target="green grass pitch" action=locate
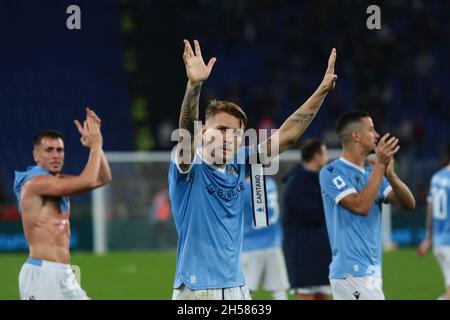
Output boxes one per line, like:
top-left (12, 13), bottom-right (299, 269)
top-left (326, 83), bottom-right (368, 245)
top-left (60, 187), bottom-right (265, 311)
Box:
top-left (0, 248), bottom-right (445, 300)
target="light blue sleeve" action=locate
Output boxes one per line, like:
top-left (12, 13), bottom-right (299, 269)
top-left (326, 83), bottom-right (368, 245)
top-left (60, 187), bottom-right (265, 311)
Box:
top-left (168, 148), bottom-right (197, 185)
top-left (14, 166), bottom-right (51, 213)
top-left (427, 175), bottom-right (436, 203)
top-left (319, 165), bottom-right (357, 204)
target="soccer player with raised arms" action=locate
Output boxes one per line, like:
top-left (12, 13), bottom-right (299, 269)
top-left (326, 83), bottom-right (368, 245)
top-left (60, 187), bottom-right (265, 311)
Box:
top-left (14, 108), bottom-right (112, 300)
top-left (169, 39), bottom-right (337, 300)
top-left (319, 111), bottom-right (415, 300)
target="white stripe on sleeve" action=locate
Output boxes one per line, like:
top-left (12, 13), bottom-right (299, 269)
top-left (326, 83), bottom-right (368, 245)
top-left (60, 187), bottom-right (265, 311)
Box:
top-left (335, 188), bottom-right (357, 204)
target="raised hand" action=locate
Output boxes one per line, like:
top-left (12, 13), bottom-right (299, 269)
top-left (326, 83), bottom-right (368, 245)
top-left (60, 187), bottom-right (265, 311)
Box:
top-left (74, 108), bottom-right (103, 148)
top-left (375, 133), bottom-right (400, 166)
top-left (183, 39), bottom-right (216, 85)
top-left (86, 107), bottom-right (101, 128)
top-left (320, 48), bottom-right (338, 93)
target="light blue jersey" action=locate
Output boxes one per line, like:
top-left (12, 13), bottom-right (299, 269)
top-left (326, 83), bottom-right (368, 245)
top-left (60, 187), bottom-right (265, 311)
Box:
top-left (428, 167), bottom-right (450, 247)
top-left (168, 146), bottom-right (254, 290)
top-left (242, 176), bottom-right (282, 252)
top-left (319, 157), bottom-right (392, 279)
top-left (13, 165), bottom-right (70, 214)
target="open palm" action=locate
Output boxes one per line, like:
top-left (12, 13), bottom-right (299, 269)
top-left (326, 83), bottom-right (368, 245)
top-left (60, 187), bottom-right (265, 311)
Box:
top-left (183, 39), bottom-right (216, 85)
top-left (320, 48), bottom-right (338, 92)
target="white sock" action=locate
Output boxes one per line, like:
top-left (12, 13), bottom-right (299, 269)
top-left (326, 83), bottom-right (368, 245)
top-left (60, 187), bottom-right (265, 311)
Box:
top-left (272, 290), bottom-right (288, 300)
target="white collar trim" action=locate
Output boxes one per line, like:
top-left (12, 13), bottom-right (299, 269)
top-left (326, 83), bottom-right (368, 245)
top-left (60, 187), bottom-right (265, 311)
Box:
top-left (197, 149), bottom-right (227, 173)
top-left (339, 157), bottom-right (365, 174)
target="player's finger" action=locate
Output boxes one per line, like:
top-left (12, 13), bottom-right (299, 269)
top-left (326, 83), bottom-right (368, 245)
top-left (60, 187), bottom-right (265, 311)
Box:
top-left (194, 40), bottom-right (202, 57)
top-left (326, 48), bottom-right (336, 73)
top-left (385, 136), bottom-right (397, 148)
top-left (184, 39), bottom-right (194, 57)
top-left (88, 108), bottom-right (101, 123)
top-left (88, 117), bottom-right (98, 131)
top-left (388, 145), bottom-right (400, 157)
top-left (207, 57), bottom-right (217, 70)
top-left (385, 139), bottom-right (399, 154)
top-left (183, 43), bottom-right (189, 63)
top-left (378, 133), bottom-right (390, 146)
top-left (84, 120), bottom-right (91, 132)
top-left (74, 120), bottom-right (83, 134)
top-left (389, 138), bottom-right (399, 149)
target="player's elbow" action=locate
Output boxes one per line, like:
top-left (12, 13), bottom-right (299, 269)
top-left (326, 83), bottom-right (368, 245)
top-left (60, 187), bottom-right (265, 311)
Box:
top-left (393, 194), bottom-right (416, 211)
top-left (99, 174), bottom-right (113, 187)
top-left (402, 198), bottom-right (416, 211)
top-left (340, 196), bottom-right (370, 216)
top-left (353, 206), bottom-right (370, 216)
top-left (342, 202), bottom-right (370, 216)
top-left (105, 174), bottom-right (113, 184)
top-left (86, 180), bottom-right (98, 190)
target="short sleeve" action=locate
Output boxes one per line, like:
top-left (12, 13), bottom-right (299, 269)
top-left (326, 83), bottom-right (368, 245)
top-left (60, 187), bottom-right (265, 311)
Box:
top-left (169, 147), bottom-right (197, 184)
top-left (427, 176), bottom-right (436, 203)
top-left (319, 165), bottom-right (357, 204)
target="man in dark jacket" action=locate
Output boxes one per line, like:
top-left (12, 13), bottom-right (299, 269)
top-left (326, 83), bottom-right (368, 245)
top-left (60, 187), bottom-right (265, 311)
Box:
top-left (282, 139), bottom-right (331, 300)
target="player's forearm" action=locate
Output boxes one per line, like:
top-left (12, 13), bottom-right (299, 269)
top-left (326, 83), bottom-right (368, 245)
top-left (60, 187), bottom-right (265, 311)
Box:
top-left (79, 147), bottom-right (103, 188)
top-left (352, 163), bottom-right (386, 215)
top-left (386, 173), bottom-right (416, 210)
top-left (96, 151), bottom-right (112, 187)
top-left (179, 81), bottom-right (201, 134)
top-left (278, 87), bottom-right (329, 151)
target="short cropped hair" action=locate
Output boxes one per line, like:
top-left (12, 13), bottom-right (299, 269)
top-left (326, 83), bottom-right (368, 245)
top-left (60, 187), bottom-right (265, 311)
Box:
top-left (205, 99), bottom-right (248, 129)
top-left (33, 130), bottom-right (64, 146)
top-left (300, 139), bottom-right (324, 162)
top-left (335, 111), bottom-right (370, 145)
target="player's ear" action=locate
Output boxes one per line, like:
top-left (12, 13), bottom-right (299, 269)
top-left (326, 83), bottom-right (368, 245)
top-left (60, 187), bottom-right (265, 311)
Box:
top-left (33, 148), bottom-right (39, 163)
top-left (352, 131), bottom-right (360, 143)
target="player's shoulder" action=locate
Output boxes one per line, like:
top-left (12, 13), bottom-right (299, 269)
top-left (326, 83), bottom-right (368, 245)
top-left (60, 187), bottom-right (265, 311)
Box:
top-left (431, 167), bottom-right (450, 184)
top-left (434, 166), bottom-right (450, 177)
top-left (320, 159), bottom-right (344, 176)
top-left (15, 166), bottom-right (51, 184)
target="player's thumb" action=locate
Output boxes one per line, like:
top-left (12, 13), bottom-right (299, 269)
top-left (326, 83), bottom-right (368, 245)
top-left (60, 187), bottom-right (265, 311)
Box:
top-left (207, 57), bottom-right (217, 70)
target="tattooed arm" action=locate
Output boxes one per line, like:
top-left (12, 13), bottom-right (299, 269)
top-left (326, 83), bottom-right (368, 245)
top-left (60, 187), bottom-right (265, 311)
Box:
top-left (259, 49), bottom-right (338, 157)
top-left (177, 40), bottom-right (216, 171)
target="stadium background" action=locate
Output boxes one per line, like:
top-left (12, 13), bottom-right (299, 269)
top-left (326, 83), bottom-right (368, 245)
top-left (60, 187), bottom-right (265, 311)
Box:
top-left (0, 0), bottom-right (449, 299)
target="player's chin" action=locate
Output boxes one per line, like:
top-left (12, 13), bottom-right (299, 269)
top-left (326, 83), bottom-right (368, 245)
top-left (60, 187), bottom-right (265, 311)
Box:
top-left (50, 164), bottom-right (62, 174)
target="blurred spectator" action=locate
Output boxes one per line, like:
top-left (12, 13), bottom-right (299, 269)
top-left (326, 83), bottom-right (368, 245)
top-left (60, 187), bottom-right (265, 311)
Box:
top-left (282, 139), bottom-right (331, 300)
